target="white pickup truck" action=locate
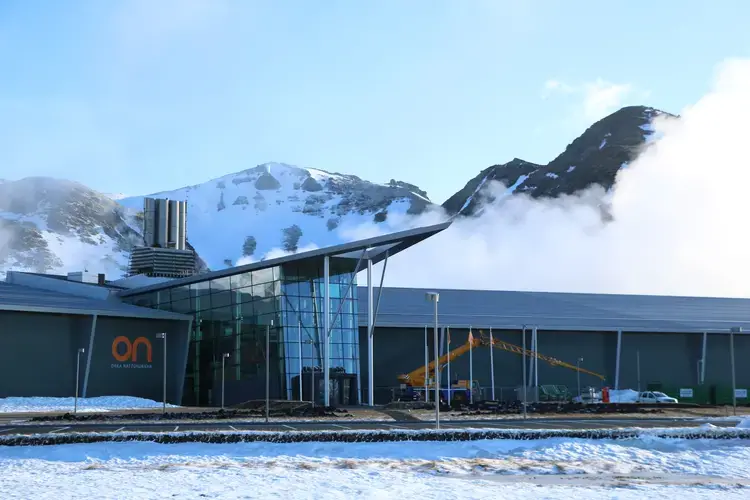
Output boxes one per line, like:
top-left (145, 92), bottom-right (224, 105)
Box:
top-left (637, 391), bottom-right (678, 404)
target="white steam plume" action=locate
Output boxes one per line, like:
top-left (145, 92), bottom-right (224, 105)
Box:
top-left (355, 58), bottom-right (750, 298)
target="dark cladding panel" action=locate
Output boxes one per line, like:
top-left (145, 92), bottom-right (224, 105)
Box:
top-left (85, 317), bottom-right (190, 404)
top-left (618, 332), bottom-right (703, 389)
top-left (0, 311), bottom-right (89, 398)
top-left (360, 326), bottom-right (750, 404)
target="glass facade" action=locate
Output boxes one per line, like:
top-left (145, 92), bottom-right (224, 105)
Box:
top-left (123, 257), bottom-right (359, 406)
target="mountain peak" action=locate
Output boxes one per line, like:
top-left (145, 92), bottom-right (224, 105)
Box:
top-left (443, 104), bottom-right (674, 216)
top-left (116, 162), bottom-right (433, 271)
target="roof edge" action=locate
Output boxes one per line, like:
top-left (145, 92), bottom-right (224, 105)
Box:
top-left (0, 303), bottom-right (191, 321)
top-left (120, 220), bottom-right (451, 297)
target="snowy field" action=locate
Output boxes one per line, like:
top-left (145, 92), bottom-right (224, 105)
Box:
top-left (1, 436), bottom-right (750, 499)
top-left (0, 396), bottom-right (178, 414)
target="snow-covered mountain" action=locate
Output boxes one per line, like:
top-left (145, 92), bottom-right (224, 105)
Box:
top-left (117, 163), bottom-right (433, 271)
top-left (443, 106), bottom-right (673, 216)
top-left (0, 106), bottom-right (673, 279)
top-left (0, 177), bottom-right (142, 277)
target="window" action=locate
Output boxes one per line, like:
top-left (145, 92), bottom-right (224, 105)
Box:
top-left (210, 290), bottom-right (234, 309)
top-left (169, 298), bottom-right (193, 314)
top-left (169, 286), bottom-right (192, 303)
top-left (232, 271), bottom-right (253, 290)
top-left (252, 268), bottom-right (275, 285)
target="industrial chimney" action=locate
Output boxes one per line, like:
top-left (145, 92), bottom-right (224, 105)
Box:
top-left (142, 197), bottom-right (187, 250)
top-left (128, 197), bottom-right (195, 278)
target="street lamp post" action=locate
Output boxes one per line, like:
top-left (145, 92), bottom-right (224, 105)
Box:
top-left (424, 325), bottom-right (429, 403)
top-left (576, 357), bottom-right (583, 402)
top-left (156, 332), bottom-right (167, 413)
top-left (303, 339), bottom-right (315, 406)
top-left (265, 320), bottom-right (273, 423)
top-left (74, 348), bottom-right (85, 414)
top-left (221, 352), bottom-right (230, 410)
top-left (298, 320), bottom-right (303, 402)
top-left (730, 327), bottom-right (741, 415)
top-left (425, 292), bottom-right (440, 430)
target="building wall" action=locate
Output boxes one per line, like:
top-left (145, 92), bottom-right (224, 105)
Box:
top-left (123, 257), bottom-right (361, 407)
top-left (0, 311), bottom-right (89, 398)
top-left (361, 326), bottom-right (750, 404)
top-left (0, 311), bottom-right (189, 404)
top-left (85, 316), bottom-right (190, 405)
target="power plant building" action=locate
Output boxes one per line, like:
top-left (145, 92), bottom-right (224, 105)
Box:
top-left (0, 213), bottom-right (748, 408)
top-left (128, 198), bottom-right (195, 278)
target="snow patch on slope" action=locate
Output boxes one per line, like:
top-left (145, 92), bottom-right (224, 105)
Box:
top-left (119, 163), bottom-right (429, 270)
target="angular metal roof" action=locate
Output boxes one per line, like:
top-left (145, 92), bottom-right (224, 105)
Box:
top-left (357, 286), bottom-right (750, 333)
top-left (119, 221), bottom-right (452, 297)
top-left (0, 282), bottom-right (190, 321)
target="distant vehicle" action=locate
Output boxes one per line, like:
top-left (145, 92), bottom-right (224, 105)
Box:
top-left (637, 391), bottom-right (678, 403)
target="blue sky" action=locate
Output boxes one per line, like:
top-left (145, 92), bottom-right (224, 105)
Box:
top-left (1, 1), bottom-right (748, 203)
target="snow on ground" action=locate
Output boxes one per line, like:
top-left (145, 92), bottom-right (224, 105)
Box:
top-left (609, 389), bottom-right (640, 402)
top-left (0, 396), bottom-right (178, 414)
top-left (1, 437), bottom-right (749, 499)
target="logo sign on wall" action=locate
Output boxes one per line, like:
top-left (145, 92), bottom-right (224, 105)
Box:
top-left (111, 336), bottom-right (153, 369)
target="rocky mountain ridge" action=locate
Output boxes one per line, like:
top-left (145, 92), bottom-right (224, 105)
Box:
top-left (0, 105), bottom-right (673, 278)
top-left (442, 105), bottom-right (673, 216)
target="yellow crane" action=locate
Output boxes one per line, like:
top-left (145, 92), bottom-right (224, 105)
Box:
top-left (397, 329), bottom-right (605, 402)
top-left (478, 329), bottom-right (606, 382)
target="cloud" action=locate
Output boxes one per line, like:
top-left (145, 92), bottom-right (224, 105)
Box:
top-left (359, 58), bottom-right (750, 299)
top-left (542, 79), bottom-right (575, 95)
top-left (544, 77), bottom-right (642, 121)
top-left (581, 79), bottom-right (634, 121)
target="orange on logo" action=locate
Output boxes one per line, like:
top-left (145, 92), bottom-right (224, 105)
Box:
top-left (112, 336), bottom-right (153, 363)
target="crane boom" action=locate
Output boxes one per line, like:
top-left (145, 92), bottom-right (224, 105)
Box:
top-left (398, 329), bottom-right (606, 388)
top-left (482, 331), bottom-right (606, 381)
top-left (397, 337), bottom-right (481, 387)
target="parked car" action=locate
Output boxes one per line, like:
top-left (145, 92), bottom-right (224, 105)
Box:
top-left (637, 391), bottom-right (678, 403)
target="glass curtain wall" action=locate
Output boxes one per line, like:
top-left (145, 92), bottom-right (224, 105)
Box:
top-left (123, 257), bottom-right (360, 406)
top-left (280, 258), bottom-right (359, 403)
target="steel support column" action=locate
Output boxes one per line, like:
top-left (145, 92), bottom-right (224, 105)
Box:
top-left (536, 329), bottom-right (539, 388)
top-left (521, 326), bottom-right (527, 419)
top-left (614, 330), bottom-right (623, 390)
top-left (368, 251), bottom-right (388, 405)
top-left (701, 331), bottom-right (707, 385)
top-left (489, 327), bottom-right (495, 400)
top-left (81, 314), bottom-right (97, 397)
top-left (323, 255), bottom-right (330, 406)
top-left (527, 327), bottom-right (537, 388)
top-left (424, 325), bottom-right (429, 403)
top-left (367, 258), bottom-right (374, 406)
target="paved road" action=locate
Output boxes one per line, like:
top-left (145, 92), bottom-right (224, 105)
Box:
top-left (0, 417), bottom-right (738, 436)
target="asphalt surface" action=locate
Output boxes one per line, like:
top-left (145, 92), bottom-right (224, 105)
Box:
top-left (0, 417), bottom-right (739, 436)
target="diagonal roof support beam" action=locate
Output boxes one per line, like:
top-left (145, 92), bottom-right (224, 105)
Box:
top-left (326, 248), bottom-right (367, 339)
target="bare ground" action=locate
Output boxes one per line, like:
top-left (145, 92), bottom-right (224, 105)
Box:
top-left (404, 406), bottom-right (750, 421)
